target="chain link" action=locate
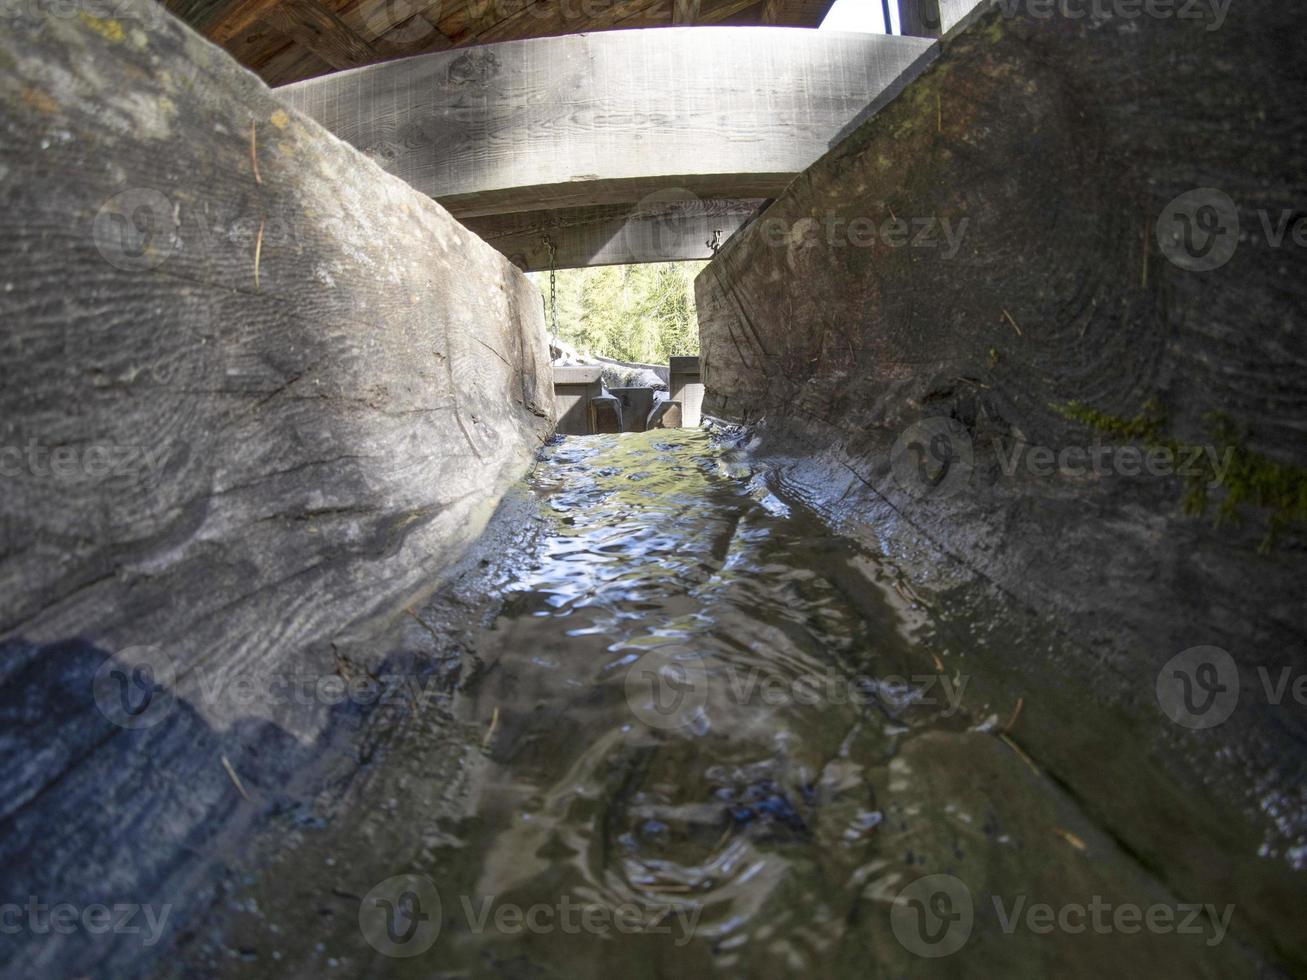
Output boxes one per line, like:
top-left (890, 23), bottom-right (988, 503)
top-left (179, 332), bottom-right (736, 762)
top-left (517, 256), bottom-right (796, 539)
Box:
top-left (542, 234), bottom-right (559, 349)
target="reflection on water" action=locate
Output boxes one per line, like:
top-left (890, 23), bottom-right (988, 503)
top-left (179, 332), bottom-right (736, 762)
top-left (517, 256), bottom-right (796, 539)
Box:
top-left (442, 429), bottom-right (971, 975)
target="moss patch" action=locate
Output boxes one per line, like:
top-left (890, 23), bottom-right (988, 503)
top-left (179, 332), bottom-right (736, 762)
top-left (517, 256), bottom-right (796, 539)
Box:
top-left (78, 12), bottom-right (125, 43)
top-left (1054, 400), bottom-right (1307, 553)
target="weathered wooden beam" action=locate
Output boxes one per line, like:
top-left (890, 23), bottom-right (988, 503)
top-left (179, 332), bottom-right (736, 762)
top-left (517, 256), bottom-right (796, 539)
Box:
top-left (694, 0), bottom-right (765, 23)
top-left (0, 2), bottom-right (554, 975)
top-left (464, 197), bottom-right (765, 269)
top-left (894, 0), bottom-right (939, 35)
top-left (672, 0), bottom-right (702, 24)
top-left (261, 0), bottom-right (379, 68)
top-left (201, 0), bottom-right (387, 74)
top-left (695, 0), bottom-right (1307, 969)
top-left (759, 0), bottom-right (833, 27)
top-left (276, 27), bottom-right (937, 219)
top-left (203, 0), bottom-right (282, 42)
top-left (895, 0), bottom-right (986, 36)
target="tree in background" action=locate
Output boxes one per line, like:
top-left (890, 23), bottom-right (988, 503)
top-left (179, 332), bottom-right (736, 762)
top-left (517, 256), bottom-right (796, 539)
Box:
top-left (530, 261), bottom-right (705, 363)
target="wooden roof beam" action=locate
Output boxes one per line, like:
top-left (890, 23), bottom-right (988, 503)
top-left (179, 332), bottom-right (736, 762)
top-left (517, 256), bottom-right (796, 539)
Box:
top-left (276, 27), bottom-right (938, 218)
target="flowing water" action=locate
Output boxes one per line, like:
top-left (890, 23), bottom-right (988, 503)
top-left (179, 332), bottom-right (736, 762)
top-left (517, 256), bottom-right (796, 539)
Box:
top-left (440, 428), bottom-right (950, 975)
top-left (192, 430), bottom-right (1256, 978)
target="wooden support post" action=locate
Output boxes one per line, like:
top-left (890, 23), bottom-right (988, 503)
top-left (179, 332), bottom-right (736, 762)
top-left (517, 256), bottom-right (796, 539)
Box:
top-left (896, 0), bottom-right (943, 36)
top-left (668, 356), bottom-right (704, 428)
top-left (553, 366), bottom-right (604, 434)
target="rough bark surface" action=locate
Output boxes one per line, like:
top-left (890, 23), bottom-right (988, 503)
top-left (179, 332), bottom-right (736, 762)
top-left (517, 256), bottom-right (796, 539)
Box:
top-left (696, 1), bottom-right (1306, 970)
top-left (0, 3), bottom-right (552, 974)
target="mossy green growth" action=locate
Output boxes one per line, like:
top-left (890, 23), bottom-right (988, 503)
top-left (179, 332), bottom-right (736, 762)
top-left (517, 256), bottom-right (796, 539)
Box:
top-left (1056, 399), bottom-right (1166, 443)
top-left (1053, 400), bottom-right (1307, 553)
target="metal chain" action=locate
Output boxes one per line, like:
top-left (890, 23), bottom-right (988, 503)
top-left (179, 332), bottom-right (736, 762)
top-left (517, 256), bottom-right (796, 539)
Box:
top-left (542, 234), bottom-right (559, 348)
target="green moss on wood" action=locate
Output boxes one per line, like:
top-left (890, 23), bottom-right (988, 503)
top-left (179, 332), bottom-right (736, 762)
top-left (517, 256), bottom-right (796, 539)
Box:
top-left (1056, 399), bottom-right (1166, 443)
top-left (1053, 400), bottom-right (1307, 553)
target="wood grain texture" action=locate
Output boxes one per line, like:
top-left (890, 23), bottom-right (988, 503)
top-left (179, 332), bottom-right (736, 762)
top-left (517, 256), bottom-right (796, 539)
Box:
top-left (760, 0), bottom-right (830, 26)
top-left (465, 197), bottom-right (765, 269)
top-left (174, 0), bottom-right (837, 83)
top-left (261, 0), bottom-right (379, 68)
top-left (696, 4), bottom-right (1307, 971)
top-left (275, 27), bottom-right (937, 219)
top-left (0, 3), bottom-right (552, 974)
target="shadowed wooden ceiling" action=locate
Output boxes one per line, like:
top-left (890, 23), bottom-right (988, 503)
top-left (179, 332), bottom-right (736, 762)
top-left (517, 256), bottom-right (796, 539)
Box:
top-left (164, 0), bottom-right (837, 85)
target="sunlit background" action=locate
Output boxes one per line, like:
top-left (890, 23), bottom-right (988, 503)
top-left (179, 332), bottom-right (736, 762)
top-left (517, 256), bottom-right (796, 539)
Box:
top-left (535, 0), bottom-right (894, 365)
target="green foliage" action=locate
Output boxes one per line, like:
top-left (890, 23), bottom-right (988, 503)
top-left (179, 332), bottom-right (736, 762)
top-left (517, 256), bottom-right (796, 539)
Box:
top-left (530, 262), bottom-right (705, 364)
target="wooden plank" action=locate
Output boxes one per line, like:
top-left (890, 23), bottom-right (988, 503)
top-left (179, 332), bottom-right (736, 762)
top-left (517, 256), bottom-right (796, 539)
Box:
top-left (261, 0), bottom-right (379, 68)
top-left (472, 0), bottom-right (659, 45)
top-left (375, 14), bottom-right (454, 54)
top-left (205, 0), bottom-right (282, 42)
top-left (894, 0), bottom-right (987, 36)
top-left (1, 4), bottom-right (554, 976)
top-left (760, 0), bottom-right (833, 26)
top-left (331, 0), bottom-right (447, 43)
top-left (695, 0), bottom-right (764, 23)
top-left (465, 197), bottom-right (765, 269)
top-left (220, 20), bottom-right (298, 73)
top-left (894, 0), bottom-right (940, 35)
top-left (444, 174), bottom-right (789, 219)
top-left (672, 0), bottom-right (701, 24)
top-left (436, 0), bottom-right (538, 44)
top-left (181, 0), bottom-right (830, 81)
top-left (606, 0), bottom-right (695, 28)
top-left (163, 0), bottom-right (230, 31)
top-left (258, 38), bottom-right (337, 83)
top-left (276, 27), bottom-right (938, 218)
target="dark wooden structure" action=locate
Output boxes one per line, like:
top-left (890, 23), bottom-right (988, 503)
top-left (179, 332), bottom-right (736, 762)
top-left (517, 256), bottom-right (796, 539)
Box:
top-left (275, 26), bottom-right (937, 267)
top-left (164, 0), bottom-right (841, 85)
